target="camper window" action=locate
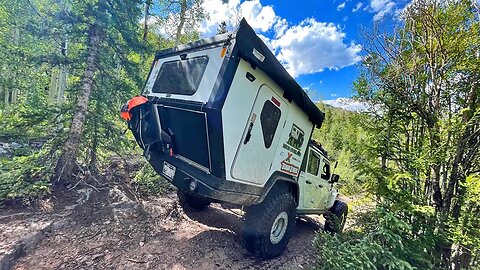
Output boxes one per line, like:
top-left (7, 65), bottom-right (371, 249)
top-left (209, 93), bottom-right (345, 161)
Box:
top-left (260, 100), bottom-right (281, 148)
top-left (152, 56), bottom-right (209, 96)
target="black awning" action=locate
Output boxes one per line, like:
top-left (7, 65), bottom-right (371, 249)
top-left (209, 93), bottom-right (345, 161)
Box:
top-left (234, 19), bottom-right (325, 128)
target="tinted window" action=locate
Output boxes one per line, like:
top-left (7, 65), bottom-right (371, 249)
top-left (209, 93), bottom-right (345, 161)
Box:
top-left (321, 162), bottom-right (331, 180)
top-left (152, 56), bottom-right (209, 95)
top-left (307, 150), bottom-right (320, 175)
top-left (260, 100), bottom-right (281, 148)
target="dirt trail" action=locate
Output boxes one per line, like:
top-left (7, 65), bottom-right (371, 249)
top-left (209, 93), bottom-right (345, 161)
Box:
top-left (1, 183), bottom-right (324, 270)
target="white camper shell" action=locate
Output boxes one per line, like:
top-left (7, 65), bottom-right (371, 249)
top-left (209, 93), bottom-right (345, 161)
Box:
top-left (128, 19), bottom-right (347, 259)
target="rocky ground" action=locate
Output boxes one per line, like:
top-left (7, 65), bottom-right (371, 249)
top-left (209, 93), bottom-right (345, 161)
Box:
top-left (0, 177), bottom-right (333, 270)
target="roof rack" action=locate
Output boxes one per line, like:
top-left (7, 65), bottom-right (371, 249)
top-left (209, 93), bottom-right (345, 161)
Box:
top-left (309, 139), bottom-right (328, 157)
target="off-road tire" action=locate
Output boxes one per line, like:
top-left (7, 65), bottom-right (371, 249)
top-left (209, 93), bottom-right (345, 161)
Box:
top-left (242, 190), bottom-right (296, 259)
top-left (177, 190), bottom-right (211, 210)
top-left (323, 200), bottom-right (348, 234)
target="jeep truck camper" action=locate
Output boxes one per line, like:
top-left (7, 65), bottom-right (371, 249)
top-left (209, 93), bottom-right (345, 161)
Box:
top-left (122, 19), bottom-right (348, 259)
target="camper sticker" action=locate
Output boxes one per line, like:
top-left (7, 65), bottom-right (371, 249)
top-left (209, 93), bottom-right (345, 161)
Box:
top-left (283, 124), bottom-right (304, 156)
top-left (280, 153), bottom-right (300, 176)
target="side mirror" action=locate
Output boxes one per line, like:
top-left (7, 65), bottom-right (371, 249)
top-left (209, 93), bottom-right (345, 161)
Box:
top-left (330, 174), bottom-right (340, 184)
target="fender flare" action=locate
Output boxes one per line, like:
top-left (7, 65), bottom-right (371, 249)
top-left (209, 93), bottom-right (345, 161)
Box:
top-left (255, 171), bottom-right (300, 206)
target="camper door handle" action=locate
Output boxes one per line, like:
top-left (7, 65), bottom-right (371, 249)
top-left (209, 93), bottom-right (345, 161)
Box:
top-left (243, 122), bottom-right (254, 144)
top-left (306, 180), bottom-right (312, 184)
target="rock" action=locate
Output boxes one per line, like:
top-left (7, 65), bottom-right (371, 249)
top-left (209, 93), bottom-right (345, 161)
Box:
top-left (78, 255), bottom-right (90, 263)
top-left (10, 142), bottom-right (21, 148)
top-left (92, 253), bottom-right (105, 260)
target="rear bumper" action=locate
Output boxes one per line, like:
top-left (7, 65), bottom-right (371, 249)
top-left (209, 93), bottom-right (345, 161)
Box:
top-left (148, 152), bottom-right (261, 206)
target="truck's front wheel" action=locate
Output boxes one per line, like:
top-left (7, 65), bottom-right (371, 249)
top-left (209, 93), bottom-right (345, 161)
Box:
top-left (177, 190), bottom-right (211, 210)
top-left (242, 190), bottom-right (296, 259)
top-left (323, 200), bottom-right (348, 233)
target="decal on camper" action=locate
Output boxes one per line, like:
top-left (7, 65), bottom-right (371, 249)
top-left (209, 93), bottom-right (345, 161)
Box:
top-left (283, 124), bottom-right (304, 156)
top-left (280, 154), bottom-right (300, 176)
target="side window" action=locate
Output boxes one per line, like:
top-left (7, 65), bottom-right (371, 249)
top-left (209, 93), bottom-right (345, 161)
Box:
top-left (307, 150), bottom-right (320, 175)
top-left (260, 100), bottom-right (281, 148)
top-left (321, 162), bottom-right (331, 180)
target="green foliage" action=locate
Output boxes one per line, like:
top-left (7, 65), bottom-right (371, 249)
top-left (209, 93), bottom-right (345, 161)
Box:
top-left (314, 207), bottom-right (436, 270)
top-left (132, 163), bottom-right (172, 197)
top-left (0, 0), bottom-right (205, 203)
top-left (448, 173), bottom-right (480, 257)
top-left (313, 103), bottom-right (368, 195)
top-left (348, 0), bottom-right (480, 268)
top-left (0, 140), bottom-right (62, 201)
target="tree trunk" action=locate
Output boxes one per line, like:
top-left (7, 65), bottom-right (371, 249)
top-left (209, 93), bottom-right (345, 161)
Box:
top-left (89, 113), bottom-right (99, 172)
top-left (143, 0), bottom-right (151, 41)
top-left (3, 86), bottom-right (10, 108)
top-left (54, 25), bottom-right (101, 183)
top-left (429, 125), bottom-right (443, 212)
top-left (444, 83), bottom-right (477, 214)
top-left (11, 27), bottom-right (20, 104)
top-left (174, 0), bottom-right (187, 47)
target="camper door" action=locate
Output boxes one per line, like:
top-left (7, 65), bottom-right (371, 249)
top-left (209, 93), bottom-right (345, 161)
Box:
top-left (231, 84), bottom-right (289, 185)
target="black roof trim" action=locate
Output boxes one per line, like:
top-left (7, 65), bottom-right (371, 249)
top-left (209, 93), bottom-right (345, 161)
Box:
top-left (155, 33), bottom-right (232, 59)
top-left (153, 19), bottom-right (325, 127)
top-left (309, 139), bottom-right (328, 158)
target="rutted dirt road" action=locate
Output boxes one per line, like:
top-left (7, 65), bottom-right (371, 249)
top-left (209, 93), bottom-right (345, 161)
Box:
top-left (1, 182), bottom-right (324, 270)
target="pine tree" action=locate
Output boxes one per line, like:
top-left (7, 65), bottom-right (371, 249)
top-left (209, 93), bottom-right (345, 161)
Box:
top-left (53, 0), bottom-right (146, 182)
top-left (217, 21), bottom-right (228, 34)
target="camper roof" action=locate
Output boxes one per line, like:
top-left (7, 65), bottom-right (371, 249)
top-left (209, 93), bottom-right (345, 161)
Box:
top-left (154, 19), bottom-right (325, 128)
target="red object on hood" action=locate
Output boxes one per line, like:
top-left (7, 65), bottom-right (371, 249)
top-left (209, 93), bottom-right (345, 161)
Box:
top-left (120, 96), bottom-right (148, 121)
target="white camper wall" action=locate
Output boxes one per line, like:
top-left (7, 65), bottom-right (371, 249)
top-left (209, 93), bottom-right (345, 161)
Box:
top-left (143, 46), bottom-right (225, 103)
top-left (223, 59), bottom-right (313, 186)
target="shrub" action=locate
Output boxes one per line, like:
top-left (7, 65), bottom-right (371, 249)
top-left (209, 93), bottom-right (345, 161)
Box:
top-left (314, 207), bottom-right (435, 270)
top-left (0, 151), bottom-right (53, 203)
top-left (132, 163), bottom-right (172, 197)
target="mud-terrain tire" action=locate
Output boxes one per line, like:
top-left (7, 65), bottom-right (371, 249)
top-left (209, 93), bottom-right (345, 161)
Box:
top-left (323, 200), bottom-right (348, 234)
top-left (177, 190), bottom-right (211, 210)
top-left (242, 190), bottom-right (296, 259)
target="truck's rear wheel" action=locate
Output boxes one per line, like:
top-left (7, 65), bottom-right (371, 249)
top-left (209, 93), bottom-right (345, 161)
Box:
top-left (177, 190), bottom-right (211, 210)
top-left (323, 200), bottom-right (348, 234)
top-left (242, 190), bottom-right (296, 259)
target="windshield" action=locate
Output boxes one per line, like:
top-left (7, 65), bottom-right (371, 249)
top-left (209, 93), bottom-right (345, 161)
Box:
top-left (152, 56), bottom-right (209, 96)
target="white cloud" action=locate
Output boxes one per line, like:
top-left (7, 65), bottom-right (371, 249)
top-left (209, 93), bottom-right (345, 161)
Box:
top-left (273, 18), bottom-right (288, 38)
top-left (257, 33), bottom-right (274, 51)
top-left (200, 0), bottom-right (278, 36)
top-left (199, 0), bottom-right (241, 36)
top-left (271, 18), bottom-right (362, 77)
top-left (240, 0), bottom-right (277, 32)
top-left (352, 2), bottom-right (363, 12)
top-left (323, 98), bottom-right (368, 111)
top-left (199, 1), bottom-right (362, 78)
top-left (337, 2), bottom-right (346, 11)
top-left (369, 0), bottom-right (395, 21)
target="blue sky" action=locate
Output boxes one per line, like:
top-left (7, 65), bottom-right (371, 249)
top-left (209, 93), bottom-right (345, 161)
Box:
top-left (198, 0), bottom-right (411, 104)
